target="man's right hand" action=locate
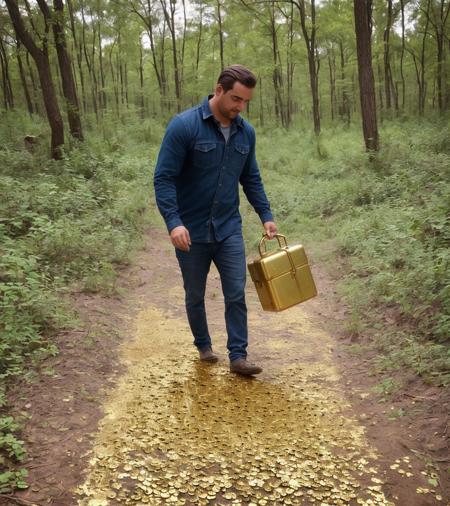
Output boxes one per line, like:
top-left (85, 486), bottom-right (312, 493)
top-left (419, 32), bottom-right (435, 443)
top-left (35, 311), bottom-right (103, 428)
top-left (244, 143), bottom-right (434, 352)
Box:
top-left (170, 226), bottom-right (191, 251)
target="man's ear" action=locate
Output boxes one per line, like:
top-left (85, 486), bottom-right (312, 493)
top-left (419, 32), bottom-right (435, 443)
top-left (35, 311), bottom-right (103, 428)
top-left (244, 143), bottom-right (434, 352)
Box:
top-left (215, 83), bottom-right (224, 96)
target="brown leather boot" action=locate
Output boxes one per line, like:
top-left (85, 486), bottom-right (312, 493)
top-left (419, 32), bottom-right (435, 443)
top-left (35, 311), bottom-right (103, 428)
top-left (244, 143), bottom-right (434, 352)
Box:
top-left (230, 358), bottom-right (262, 376)
top-left (198, 348), bottom-right (219, 363)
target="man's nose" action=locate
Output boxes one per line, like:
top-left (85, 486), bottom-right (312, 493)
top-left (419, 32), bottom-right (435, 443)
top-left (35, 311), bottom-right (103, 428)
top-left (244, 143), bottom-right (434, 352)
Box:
top-left (237, 101), bottom-right (246, 111)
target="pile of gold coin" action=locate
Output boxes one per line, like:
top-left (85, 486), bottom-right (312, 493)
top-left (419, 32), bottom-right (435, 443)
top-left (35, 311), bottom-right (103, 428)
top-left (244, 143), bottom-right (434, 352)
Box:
top-left (77, 307), bottom-right (394, 505)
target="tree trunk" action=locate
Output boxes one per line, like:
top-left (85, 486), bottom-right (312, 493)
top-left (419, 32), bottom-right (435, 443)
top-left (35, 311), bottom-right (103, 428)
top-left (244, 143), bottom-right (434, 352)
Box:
top-left (195, 1), bottom-right (204, 103)
top-left (328, 48), bottom-right (336, 121)
top-left (294, 0), bottom-right (320, 134)
top-left (67, 0), bottom-right (87, 113)
top-left (269, 1), bottom-right (287, 127)
top-left (26, 51), bottom-right (40, 114)
top-left (16, 42), bottom-right (34, 115)
top-left (339, 39), bottom-right (350, 125)
top-left (286, 1), bottom-right (294, 126)
top-left (109, 42), bottom-right (119, 114)
top-left (180, 0), bottom-right (187, 86)
top-left (0, 44), bottom-right (8, 110)
top-left (51, 0), bottom-right (83, 140)
top-left (5, 0), bottom-right (64, 158)
top-left (0, 37), bottom-right (14, 110)
top-left (376, 55), bottom-right (384, 113)
top-left (124, 62), bottom-right (129, 109)
top-left (419, 0), bottom-right (431, 115)
top-left (131, 0), bottom-right (165, 105)
top-left (160, 0), bottom-right (181, 111)
top-left (119, 57), bottom-right (124, 106)
top-left (139, 36), bottom-right (145, 118)
top-left (96, 12), bottom-right (106, 110)
top-left (217, 0), bottom-right (224, 71)
top-left (353, 0), bottom-right (379, 151)
top-left (81, 0), bottom-right (98, 119)
top-left (434, 0), bottom-right (449, 112)
top-left (383, 0), bottom-right (393, 110)
top-left (259, 75), bottom-right (264, 126)
top-left (161, 19), bottom-right (168, 100)
top-left (399, 0), bottom-right (406, 109)
top-left (195, 2), bottom-right (203, 74)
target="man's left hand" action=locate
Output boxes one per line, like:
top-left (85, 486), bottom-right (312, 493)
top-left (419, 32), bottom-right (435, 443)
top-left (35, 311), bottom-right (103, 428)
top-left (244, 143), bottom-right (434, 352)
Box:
top-left (263, 221), bottom-right (278, 239)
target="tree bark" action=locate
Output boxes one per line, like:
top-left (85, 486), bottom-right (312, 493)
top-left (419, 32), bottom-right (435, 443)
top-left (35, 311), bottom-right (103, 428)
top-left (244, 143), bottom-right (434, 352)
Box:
top-left (430, 0), bottom-right (449, 111)
top-left (383, 0), bottom-right (394, 110)
top-left (376, 55), bottom-right (384, 113)
top-left (399, 0), bottom-right (406, 109)
top-left (328, 48), bottom-right (336, 121)
top-left (5, 0), bottom-right (64, 158)
top-left (67, 0), bottom-right (87, 113)
top-left (16, 42), bottom-right (33, 115)
top-left (96, 8), bottom-right (106, 110)
top-left (339, 39), bottom-right (350, 124)
top-left (293, 0), bottom-right (320, 134)
top-left (26, 50), bottom-right (40, 114)
top-left (0, 37), bottom-right (14, 110)
top-left (50, 0), bottom-right (83, 140)
top-left (259, 75), bottom-right (264, 126)
top-left (286, 1), bottom-right (294, 125)
top-left (419, 0), bottom-right (431, 115)
top-left (131, 0), bottom-right (167, 107)
top-left (160, 0), bottom-right (181, 111)
top-left (269, 1), bottom-right (287, 127)
top-left (108, 41), bottom-right (119, 114)
top-left (353, 0), bottom-right (379, 151)
top-left (81, 1), bottom-right (98, 119)
top-left (195, 1), bottom-right (203, 75)
top-left (139, 36), bottom-right (145, 118)
top-left (217, 0), bottom-right (224, 71)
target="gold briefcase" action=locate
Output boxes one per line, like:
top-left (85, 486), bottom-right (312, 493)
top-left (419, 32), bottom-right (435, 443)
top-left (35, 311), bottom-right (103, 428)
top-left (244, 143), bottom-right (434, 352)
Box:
top-left (247, 234), bottom-right (317, 312)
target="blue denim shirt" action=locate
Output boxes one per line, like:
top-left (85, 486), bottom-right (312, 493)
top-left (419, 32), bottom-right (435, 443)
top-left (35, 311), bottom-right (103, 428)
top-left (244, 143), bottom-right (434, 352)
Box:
top-left (154, 96), bottom-right (274, 242)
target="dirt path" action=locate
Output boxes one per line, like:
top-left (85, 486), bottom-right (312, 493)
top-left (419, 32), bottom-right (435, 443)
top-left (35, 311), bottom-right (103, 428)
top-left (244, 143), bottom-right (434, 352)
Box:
top-left (4, 229), bottom-right (448, 506)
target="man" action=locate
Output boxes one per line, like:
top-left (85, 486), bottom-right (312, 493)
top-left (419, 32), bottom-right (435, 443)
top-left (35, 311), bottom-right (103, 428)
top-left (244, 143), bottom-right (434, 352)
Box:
top-left (154, 64), bottom-right (277, 376)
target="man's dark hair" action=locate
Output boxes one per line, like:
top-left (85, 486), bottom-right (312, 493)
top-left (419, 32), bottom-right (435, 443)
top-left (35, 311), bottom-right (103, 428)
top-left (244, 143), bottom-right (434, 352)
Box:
top-left (218, 65), bottom-right (257, 92)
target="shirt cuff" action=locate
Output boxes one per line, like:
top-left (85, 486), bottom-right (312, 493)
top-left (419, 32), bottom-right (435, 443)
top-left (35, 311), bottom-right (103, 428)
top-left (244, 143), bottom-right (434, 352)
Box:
top-left (166, 216), bottom-right (184, 233)
top-left (259, 211), bottom-right (274, 224)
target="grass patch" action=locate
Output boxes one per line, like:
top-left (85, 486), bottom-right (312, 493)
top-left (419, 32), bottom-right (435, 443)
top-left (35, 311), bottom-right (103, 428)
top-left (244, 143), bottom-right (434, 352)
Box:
top-left (242, 119), bottom-right (449, 386)
top-left (0, 112), bottom-right (162, 492)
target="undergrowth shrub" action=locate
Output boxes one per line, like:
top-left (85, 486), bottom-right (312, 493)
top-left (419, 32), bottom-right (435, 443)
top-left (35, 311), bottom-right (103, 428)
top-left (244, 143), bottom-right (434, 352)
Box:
top-left (0, 114), bottom-right (155, 490)
top-left (244, 119), bottom-right (449, 385)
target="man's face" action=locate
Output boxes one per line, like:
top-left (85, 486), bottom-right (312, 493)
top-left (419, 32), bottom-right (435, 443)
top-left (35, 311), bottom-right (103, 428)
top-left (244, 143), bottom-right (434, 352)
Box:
top-left (215, 81), bottom-right (254, 121)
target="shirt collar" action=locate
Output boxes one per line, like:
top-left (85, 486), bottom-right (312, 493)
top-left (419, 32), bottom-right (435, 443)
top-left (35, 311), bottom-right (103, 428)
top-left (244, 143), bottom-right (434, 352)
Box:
top-left (201, 95), bottom-right (243, 127)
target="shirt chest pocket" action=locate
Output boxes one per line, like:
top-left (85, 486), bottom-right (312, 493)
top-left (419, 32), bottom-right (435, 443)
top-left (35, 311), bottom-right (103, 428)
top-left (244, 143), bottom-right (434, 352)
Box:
top-left (191, 142), bottom-right (219, 171)
top-left (229, 143), bottom-right (250, 174)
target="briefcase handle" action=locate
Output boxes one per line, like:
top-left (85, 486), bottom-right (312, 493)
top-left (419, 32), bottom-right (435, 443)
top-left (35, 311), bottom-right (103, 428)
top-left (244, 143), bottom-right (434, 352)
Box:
top-left (258, 233), bottom-right (288, 257)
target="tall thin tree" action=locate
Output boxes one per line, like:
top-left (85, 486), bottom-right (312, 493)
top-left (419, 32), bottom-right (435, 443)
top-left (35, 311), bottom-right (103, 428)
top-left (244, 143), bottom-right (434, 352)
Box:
top-left (354, 0), bottom-right (379, 151)
top-left (5, 0), bottom-right (65, 158)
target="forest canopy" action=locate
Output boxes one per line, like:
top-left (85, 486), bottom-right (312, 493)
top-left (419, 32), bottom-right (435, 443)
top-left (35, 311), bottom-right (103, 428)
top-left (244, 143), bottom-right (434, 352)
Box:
top-left (0, 0), bottom-right (448, 155)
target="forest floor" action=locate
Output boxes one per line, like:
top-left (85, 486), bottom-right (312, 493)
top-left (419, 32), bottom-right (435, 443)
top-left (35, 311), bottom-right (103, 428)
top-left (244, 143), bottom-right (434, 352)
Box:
top-left (2, 227), bottom-right (449, 506)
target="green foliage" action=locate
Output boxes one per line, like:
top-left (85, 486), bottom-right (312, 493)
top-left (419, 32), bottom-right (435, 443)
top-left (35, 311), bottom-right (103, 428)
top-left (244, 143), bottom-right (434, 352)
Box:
top-left (0, 416), bottom-right (27, 493)
top-left (243, 119), bottom-right (449, 385)
top-left (0, 113), bottom-right (155, 492)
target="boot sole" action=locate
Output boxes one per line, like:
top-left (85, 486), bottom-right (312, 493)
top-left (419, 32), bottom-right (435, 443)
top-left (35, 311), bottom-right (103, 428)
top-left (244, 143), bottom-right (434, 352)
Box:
top-left (230, 367), bottom-right (262, 376)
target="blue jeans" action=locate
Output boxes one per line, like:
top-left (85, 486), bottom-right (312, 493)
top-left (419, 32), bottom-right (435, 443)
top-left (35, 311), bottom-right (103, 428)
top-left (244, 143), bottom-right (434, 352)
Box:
top-left (175, 233), bottom-right (247, 362)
